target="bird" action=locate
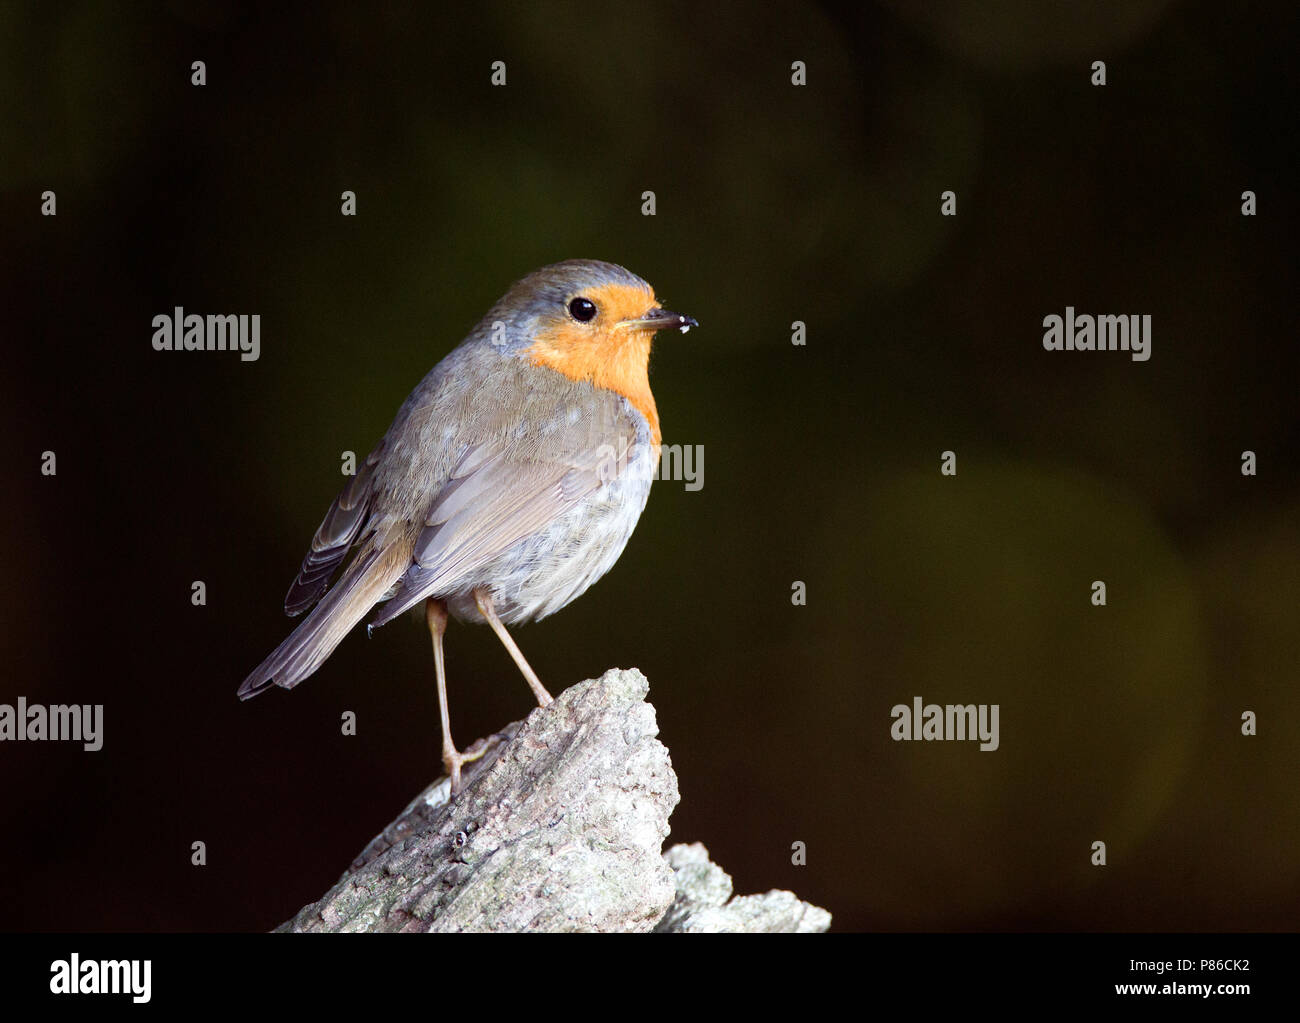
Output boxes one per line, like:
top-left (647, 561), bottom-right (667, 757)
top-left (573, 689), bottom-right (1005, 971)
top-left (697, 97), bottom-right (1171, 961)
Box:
top-left (238, 259), bottom-right (697, 793)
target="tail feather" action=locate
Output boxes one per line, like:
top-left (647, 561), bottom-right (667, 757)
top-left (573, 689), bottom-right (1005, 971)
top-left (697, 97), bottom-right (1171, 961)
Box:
top-left (238, 543), bottom-right (406, 700)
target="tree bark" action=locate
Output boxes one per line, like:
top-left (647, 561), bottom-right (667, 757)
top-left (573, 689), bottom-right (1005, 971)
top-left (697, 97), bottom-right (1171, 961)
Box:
top-left (275, 668), bottom-right (830, 933)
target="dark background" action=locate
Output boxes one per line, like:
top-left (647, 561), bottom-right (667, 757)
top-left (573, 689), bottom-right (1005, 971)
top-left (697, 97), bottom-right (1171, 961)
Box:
top-left (2, 0), bottom-right (1296, 932)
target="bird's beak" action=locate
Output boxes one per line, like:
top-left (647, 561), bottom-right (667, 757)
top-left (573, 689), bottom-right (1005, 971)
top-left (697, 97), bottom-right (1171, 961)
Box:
top-left (620, 307), bottom-right (699, 334)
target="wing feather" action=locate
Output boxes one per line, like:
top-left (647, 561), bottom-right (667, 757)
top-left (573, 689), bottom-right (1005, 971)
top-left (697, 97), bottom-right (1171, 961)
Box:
top-left (365, 434), bottom-right (631, 629)
top-left (283, 438), bottom-right (386, 616)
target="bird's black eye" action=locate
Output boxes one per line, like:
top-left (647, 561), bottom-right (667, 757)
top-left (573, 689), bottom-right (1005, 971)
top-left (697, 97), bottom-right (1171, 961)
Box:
top-left (568, 297), bottom-right (597, 322)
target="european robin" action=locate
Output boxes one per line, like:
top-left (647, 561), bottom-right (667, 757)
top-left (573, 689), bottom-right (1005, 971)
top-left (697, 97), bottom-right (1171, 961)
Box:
top-left (238, 259), bottom-right (697, 793)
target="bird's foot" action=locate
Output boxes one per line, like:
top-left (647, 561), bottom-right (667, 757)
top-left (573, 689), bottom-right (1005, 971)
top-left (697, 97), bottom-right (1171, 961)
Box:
top-left (443, 738), bottom-right (489, 796)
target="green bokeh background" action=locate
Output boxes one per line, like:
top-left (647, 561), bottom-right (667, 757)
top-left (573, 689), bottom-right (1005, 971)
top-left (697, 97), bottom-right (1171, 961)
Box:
top-left (2, 0), bottom-right (1296, 930)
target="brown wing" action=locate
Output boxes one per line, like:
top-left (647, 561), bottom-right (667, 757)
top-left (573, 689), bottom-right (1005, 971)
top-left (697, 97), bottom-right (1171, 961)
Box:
top-left (239, 537), bottom-right (410, 699)
top-left (364, 432), bottom-right (632, 630)
top-left (283, 438), bottom-right (386, 616)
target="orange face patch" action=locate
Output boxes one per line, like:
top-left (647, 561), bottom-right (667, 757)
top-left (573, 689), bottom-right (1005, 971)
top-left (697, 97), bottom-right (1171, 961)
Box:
top-left (524, 282), bottom-right (663, 446)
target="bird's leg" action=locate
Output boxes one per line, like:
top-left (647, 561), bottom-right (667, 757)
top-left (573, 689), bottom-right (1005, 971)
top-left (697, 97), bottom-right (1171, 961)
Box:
top-left (473, 587), bottom-right (553, 708)
top-left (426, 598), bottom-right (483, 795)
